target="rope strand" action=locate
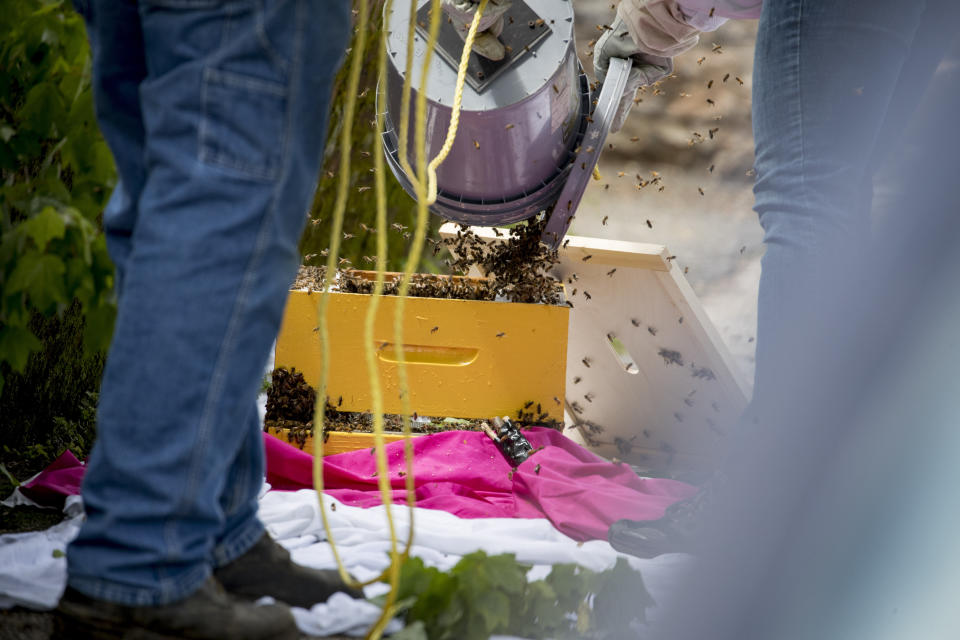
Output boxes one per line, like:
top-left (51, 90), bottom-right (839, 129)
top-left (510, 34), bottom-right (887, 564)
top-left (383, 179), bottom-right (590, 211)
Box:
top-left (310, 1), bottom-right (488, 637)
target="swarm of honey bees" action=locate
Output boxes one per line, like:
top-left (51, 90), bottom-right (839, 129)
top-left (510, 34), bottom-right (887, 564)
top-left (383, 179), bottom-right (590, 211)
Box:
top-left (443, 218), bottom-right (564, 305)
top-left (265, 366), bottom-right (562, 446)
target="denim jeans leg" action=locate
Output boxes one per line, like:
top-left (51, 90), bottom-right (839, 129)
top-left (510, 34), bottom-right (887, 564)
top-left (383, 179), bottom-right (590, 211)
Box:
top-left (67, 0), bottom-right (350, 606)
top-left (212, 404), bottom-right (267, 568)
top-left (750, 0), bottom-right (929, 404)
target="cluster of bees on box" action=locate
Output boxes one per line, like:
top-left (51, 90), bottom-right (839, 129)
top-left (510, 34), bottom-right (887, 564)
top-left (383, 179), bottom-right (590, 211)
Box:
top-left (265, 367), bottom-right (561, 447)
top-left (295, 217), bottom-right (564, 307)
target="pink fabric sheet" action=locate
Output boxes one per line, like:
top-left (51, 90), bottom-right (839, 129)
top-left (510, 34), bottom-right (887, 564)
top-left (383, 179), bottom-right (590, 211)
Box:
top-left (15, 429), bottom-right (696, 542)
top-left (268, 427), bottom-right (695, 541)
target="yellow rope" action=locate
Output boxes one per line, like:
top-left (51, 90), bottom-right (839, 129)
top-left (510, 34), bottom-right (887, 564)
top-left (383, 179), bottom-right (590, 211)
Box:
top-left (310, 1), bottom-right (487, 637)
top-left (424, 0), bottom-right (489, 205)
top-left (311, 0), bottom-right (380, 592)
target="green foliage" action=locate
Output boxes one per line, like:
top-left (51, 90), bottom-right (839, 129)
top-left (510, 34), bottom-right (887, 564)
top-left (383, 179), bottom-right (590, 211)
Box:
top-left (0, 304), bottom-right (102, 476)
top-left (0, 0), bottom-right (116, 395)
top-left (389, 552), bottom-right (655, 640)
top-left (303, 0), bottom-right (444, 275)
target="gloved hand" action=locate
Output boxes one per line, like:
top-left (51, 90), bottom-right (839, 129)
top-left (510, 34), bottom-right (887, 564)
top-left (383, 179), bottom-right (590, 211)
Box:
top-left (595, 0), bottom-right (702, 132)
top-left (441, 0), bottom-right (513, 61)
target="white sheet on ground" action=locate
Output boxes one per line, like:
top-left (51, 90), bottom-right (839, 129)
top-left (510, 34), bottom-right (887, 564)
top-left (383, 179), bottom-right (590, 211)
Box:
top-left (0, 486), bottom-right (692, 636)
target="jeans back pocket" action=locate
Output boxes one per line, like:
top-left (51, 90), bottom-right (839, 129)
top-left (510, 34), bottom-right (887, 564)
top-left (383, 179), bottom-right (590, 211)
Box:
top-left (199, 67), bottom-right (287, 182)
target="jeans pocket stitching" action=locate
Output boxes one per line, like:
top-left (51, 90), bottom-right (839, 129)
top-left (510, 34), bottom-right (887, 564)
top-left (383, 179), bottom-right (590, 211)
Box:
top-left (255, 0), bottom-right (291, 76)
top-left (199, 67), bottom-right (288, 182)
top-left (203, 67), bottom-right (287, 97)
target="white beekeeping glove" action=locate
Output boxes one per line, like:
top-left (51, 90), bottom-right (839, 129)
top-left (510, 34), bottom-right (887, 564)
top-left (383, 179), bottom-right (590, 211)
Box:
top-left (594, 0), bottom-right (702, 131)
top-left (441, 0), bottom-right (513, 61)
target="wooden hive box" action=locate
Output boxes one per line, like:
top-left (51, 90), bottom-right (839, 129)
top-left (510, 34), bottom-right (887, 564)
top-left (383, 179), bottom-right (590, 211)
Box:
top-left (270, 271), bottom-right (569, 454)
top-left (440, 224), bottom-right (750, 473)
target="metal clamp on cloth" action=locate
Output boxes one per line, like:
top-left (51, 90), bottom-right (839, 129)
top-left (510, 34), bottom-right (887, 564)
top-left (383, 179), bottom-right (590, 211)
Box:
top-left (482, 416), bottom-right (534, 466)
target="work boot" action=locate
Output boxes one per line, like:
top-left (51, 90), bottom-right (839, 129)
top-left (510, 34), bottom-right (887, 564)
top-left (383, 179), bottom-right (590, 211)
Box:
top-left (215, 532), bottom-right (364, 608)
top-left (54, 577), bottom-right (298, 640)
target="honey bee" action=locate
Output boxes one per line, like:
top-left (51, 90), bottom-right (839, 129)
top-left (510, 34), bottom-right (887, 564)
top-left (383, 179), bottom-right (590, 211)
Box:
top-left (606, 268), bottom-right (617, 277)
top-left (430, 326), bottom-right (439, 334)
top-left (658, 348), bottom-right (684, 366)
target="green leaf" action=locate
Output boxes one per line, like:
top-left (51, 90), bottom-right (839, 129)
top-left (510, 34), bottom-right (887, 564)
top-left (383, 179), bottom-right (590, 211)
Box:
top-left (473, 589), bottom-right (511, 633)
top-left (7, 251), bottom-right (67, 311)
top-left (20, 206), bottom-right (66, 250)
top-left (17, 82), bottom-right (67, 138)
top-left (591, 558), bottom-right (654, 632)
top-left (82, 300), bottom-right (116, 354)
top-left (0, 324), bottom-right (42, 372)
top-left (66, 256), bottom-right (95, 303)
top-left (89, 140), bottom-right (116, 186)
top-left (389, 621), bottom-right (428, 640)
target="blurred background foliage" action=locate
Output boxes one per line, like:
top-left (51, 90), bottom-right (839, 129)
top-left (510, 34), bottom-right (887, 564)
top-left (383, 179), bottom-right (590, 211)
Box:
top-left (0, 0), bottom-right (113, 478)
top-left (304, 0), bottom-right (441, 275)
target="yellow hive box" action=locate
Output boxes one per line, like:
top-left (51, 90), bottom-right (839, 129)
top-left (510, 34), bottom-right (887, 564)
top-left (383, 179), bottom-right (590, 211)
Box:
top-left (275, 273), bottom-right (569, 422)
top-left (265, 427), bottom-right (408, 457)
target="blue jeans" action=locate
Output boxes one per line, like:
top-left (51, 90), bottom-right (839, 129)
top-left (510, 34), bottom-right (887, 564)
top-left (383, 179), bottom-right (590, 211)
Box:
top-left (750, 0), bottom-right (958, 401)
top-left (66, 0), bottom-right (349, 606)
